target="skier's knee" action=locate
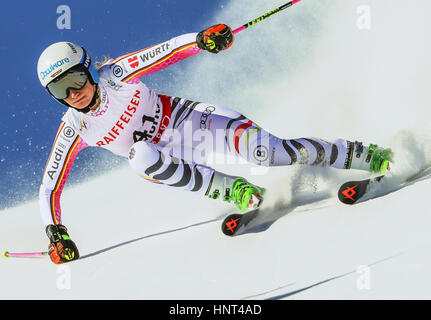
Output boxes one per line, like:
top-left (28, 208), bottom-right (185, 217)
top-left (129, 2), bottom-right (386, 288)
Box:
top-left (128, 141), bottom-right (161, 174)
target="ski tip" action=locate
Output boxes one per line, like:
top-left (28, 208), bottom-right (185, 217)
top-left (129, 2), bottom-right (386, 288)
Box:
top-left (222, 214), bottom-right (243, 237)
top-left (2, 251), bottom-right (9, 258)
top-left (338, 182), bottom-right (361, 205)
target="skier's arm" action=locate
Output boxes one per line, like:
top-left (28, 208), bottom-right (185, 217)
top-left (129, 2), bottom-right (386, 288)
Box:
top-left (39, 122), bottom-right (88, 226)
top-left (109, 33), bottom-right (200, 83)
top-left (109, 25), bottom-right (234, 83)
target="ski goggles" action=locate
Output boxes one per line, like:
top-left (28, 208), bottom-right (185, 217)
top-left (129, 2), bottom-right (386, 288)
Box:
top-left (46, 65), bottom-right (89, 100)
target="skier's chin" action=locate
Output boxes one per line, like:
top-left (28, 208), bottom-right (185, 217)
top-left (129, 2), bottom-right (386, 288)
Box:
top-left (69, 96), bottom-right (91, 109)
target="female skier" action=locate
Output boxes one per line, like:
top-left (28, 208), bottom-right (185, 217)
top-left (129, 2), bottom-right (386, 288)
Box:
top-left (37, 24), bottom-right (393, 264)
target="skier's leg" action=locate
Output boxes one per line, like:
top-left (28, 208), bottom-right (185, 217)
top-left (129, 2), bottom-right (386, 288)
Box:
top-left (206, 110), bottom-right (391, 172)
top-left (132, 97), bottom-right (392, 212)
top-left (160, 97), bottom-right (387, 172)
top-left (128, 141), bottom-right (264, 211)
top-left (128, 141), bottom-right (213, 195)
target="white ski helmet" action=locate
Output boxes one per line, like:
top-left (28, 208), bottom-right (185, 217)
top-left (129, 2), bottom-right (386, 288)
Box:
top-left (37, 42), bottom-right (100, 111)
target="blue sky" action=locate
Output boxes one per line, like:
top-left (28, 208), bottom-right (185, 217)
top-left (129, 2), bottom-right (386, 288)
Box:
top-left (0, 0), bottom-right (228, 209)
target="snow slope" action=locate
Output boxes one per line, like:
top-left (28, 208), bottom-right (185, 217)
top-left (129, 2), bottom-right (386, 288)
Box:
top-left (2, 0), bottom-right (431, 299)
top-left (2, 165), bottom-right (431, 300)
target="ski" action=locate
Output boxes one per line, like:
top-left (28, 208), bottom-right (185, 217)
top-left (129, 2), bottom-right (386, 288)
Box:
top-left (221, 209), bottom-right (260, 236)
top-left (337, 175), bottom-right (384, 205)
top-left (338, 164), bottom-right (431, 205)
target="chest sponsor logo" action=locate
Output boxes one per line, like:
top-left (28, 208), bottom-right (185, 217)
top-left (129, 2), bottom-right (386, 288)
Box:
top-left (96, 90), bottom-right (141, 146)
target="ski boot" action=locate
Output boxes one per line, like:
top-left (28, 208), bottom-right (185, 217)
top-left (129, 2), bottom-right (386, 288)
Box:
top-left (230, 178), bottom-right (266, 212)
top-left (348, 142), bottom-right (394, 174)
top-left (207, 172), bottom-right (265, 212)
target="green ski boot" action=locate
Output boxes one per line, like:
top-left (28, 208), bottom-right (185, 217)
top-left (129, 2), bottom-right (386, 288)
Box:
top-left (206, 173), bottom-right (265, 212)
top-left (230, 178), bottom-right (266, 212)
top-left (349, 142), bottom-right (393, 174)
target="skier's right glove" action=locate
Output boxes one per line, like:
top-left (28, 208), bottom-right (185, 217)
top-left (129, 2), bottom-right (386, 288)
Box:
top-left (196, 24), bottom-right (234, 53)
top-left (46, 224), bottom-right (79, 264)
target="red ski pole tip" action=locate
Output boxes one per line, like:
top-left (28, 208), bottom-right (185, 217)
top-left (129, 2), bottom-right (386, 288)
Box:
top-left (2, 251), bottom-right (9, 258)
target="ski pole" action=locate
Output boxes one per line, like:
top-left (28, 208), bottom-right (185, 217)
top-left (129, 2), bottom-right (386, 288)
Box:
top-left (136, 1), bottom-right (303, 77)
top-left (3, 250), bottom-right (48, 259)
top-left (232, 0), bottom-right (303, 35)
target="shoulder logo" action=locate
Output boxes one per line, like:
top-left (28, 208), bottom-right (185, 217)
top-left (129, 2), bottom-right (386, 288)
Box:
top-left (112, 65), bottom-right (123, 78)
top-left (63, 126), bottom-right (76, 138)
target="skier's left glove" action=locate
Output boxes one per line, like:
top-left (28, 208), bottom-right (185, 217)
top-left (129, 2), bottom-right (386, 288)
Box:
top-left (196, 24), bottom-right (234, 53)
top-left (46, 224), bottom-right (80, 264)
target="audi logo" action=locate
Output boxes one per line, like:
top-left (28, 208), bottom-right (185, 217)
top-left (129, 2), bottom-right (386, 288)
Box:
top-left (200, 106), bottom-right (216, 130)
